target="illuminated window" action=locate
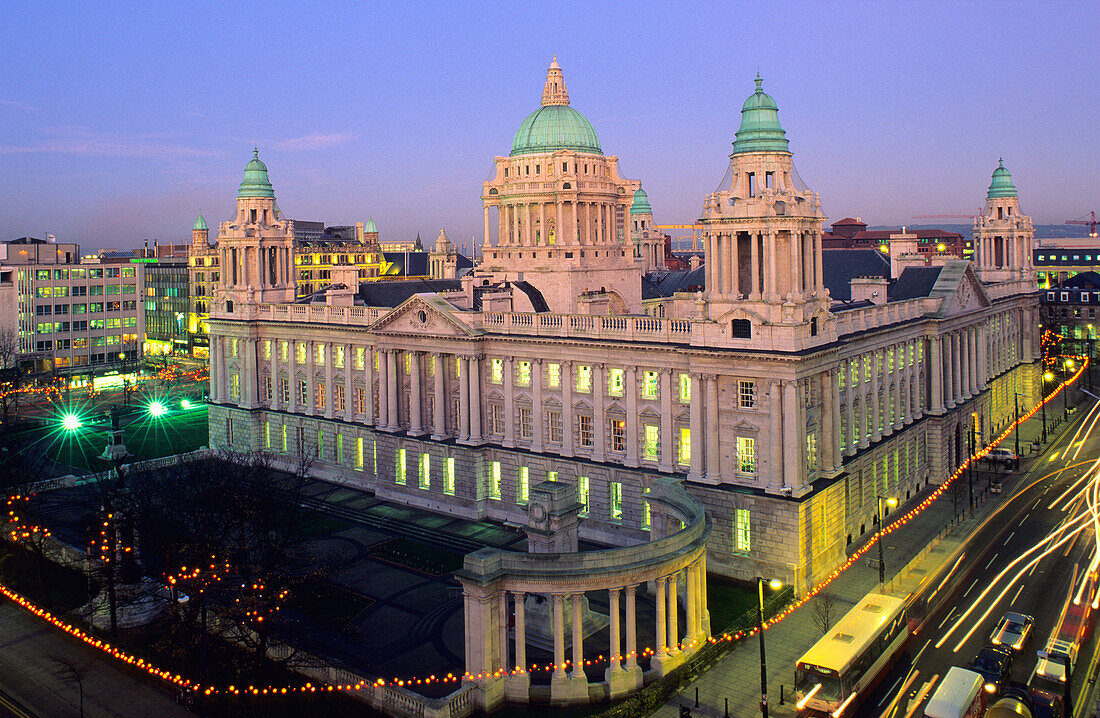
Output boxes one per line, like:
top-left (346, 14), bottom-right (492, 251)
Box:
top-left (419, 453), bottom-right (430, 489)
top-left (263, 376), bottom-right (272, 401)
top-left (229, 373), bottom-right (240, 399)
top-left (336, 434), bottom-right (344, 463)
top-left (264, 421), bottom-right (271, 449)
top-left (577, 476), bottom-right (589, 515)
top-left (355, 437), bottom-right (364, 470)
top-left (579, 414), bottom-right (593, 447)
top-left (547, 410), bottom-right (562, 443)
top-left (355, 387), bottom-right (366, 414)
top-left (642, 487), bottom-right (651, 530)
top-left (575, 365), bottom-right (592, 393)
top-left (547, 470), bottom-right (558, 482)
top-left (296, 342), bottom-right (306, 364)
top-left (298, 380), bottom-right (308, 406)
top-left (610, 481), bottom-right (622, 521)
top-left (315, 383), bottom-right (325, 409)
top-left (490, 403), bottom-right (505, 435)
top-left (519, 407), bottom-right (532, 439)
top-left (607, 368), bottom-right (625, 396)
top-left (334, 384), bottom-right (345, 412)
top-left (517, 466), bottom-right (529, 504)
top-left (734, 508), bottom-right (751, 553)
top-left (281, 424), bottom-right (288, 452)
top-left (334, 345), bottom-right (345, 369)
top-left (445, 457), bottom-right (455, 495)
top-left (643, 425), bottom-right (660, 460)
top-left (806, 432), bottom-right (818, 471)
top-left (679, 373), bottom-right (691, 403)
top-left (354, 346), bottom-right (365, 370)
top-left (316, 428), bottom-right (324, 459)
top-left (490, 358), bottom-right (503, 383)
top-left (610, 419), bottom-right (625, 452)
top-left (490, 461), bottom-right (501, 499)
top-left (737, 437), bottom-right (756, 473)
top-left (262, 340), bottom-right (272, 360)
top-left (643, 370), bottom-right (659, 398)
top-left (396, 448), bottom-right (406, 485)
top-left (516, 360), bottom-right (531, 387)
top-left (678, 427), bottom-right (691, 465)
top-left (547, 362), bottom-right (561, 388)
top-left (279, 341), bottom-right (289, 362)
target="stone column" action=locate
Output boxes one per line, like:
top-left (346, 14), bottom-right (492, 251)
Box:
top-left (970, 326), bottom-right (980, 395)
top-left (960, 329), bottom-right (971, 399)
top-left (689, 372), bottom-right (703, 481)
top-left (766, 231), bottom-right (778, 302)
top-left (750, 232), bottom-right (761, 299)
top-left (364, 346), bottom-right (375, 426)
top-left (592, 363), bottom-right (605, 461)
top-left (667, 574), bottom-right (679, 655)
top-left (931, 336), bottom-right (944, 413)
top-left (782, 379), bottom-right (799, 489)
top-left (686, 564), bottom-right (698, 646)
top-left (538, 203), bottom-right (546, 245)
top-left (952, 332), bottom-right (962, 405)
top-left (770, 380), bottom-right (785, 488)
top-left (513, 592), bottom-right (526, 673)
top-left (625, 366), bottom-right (638, 466)
top-left (387, 350), bottom-right (399, 431)
top-left (892, 347), bottom-right (903, 428)
top-left (503, 356), bottom-right (515, 447)
top-left (525, 203), bottom-right (533, 247)
top-left (482, 205), bottom-right (490, 247)
top-left (870, 351), bottom-right (881, 441)
top-left (552, 594), bottom-right (566, 679)
top-left (409, 351), bottom-right (424, 435)
top-left (306, 340), bottom-right (316, 416)
top-left (822, 369), bottom-right (836, 472)
top-left (286, 340), bottom-right (297, 413)
top-left (722, 234), bottom-right (733, 296)
top-left (322, 341), bottom-right (334, 419)
top-left (532, 359), bottom-right (544, 452)
top-left (654, 577), bottom-right (667, 659)
top-left (499, 592), bottom-right (510, 673)
top-left (343, 343), bottom-right (353, 418)
top-left (978, 323), bottom-right (988, 387)
top-left (562, 361), bottom-right (575, 456)
top-left (555, 201), bottom-right (563, 245)
top-left (571, 593), bottom-right (585, 680)
top-left (607, 588), bottom-right (622, 673)
top-left (705, 375), bottom-right (720, 481)
top-left (858, 356), bottom-right (870, 449)
top-left (660, 370), bottom-right (674, 473)
top-left (459, 355), bottom-right (470, 442)
top-left (814, 231), bottom-right (825, 294)
top-left (625, 585), bottom-right (639, 669)
top-left (432, 352), bottom-right (447, 440)
top-left (845, 368), bottom-right (856, 456)
top-left (469, 355), bottom-right (483, 443)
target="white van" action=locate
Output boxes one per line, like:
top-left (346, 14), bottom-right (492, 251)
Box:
top-left (925, 667), bottom-right (986, 718)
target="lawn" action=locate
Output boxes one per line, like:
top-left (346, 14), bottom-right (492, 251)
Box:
top-left (706, 577), bottom-right (759, 633)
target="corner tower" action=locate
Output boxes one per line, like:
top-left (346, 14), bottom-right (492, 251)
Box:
top-left (630, 188), bottom-right (665, 271)
top-left (191, 212), bottom-right (209, 250)
top-left (479, 57), bottom-right (644, 314)
top-left (213, 150), bottom-right (296, 315)
top-left (974, 159), bottom-right (1034, 286)
top-left (698, 76), bottom-right (830, 344)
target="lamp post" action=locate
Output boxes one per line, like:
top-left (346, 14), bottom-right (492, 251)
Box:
top-left (1063, 360), bottom-right (1073, 420)
top-left (1014, 392), bottom-right (1021, 461)
top-left (967, 424), bottom-right (975, 516)
top-left (756, 577), bottom-right (782, 718)
top-left (876, 496), bottom-right (897, 588)
top-left (1042, 372), bottom-right (1053, 442)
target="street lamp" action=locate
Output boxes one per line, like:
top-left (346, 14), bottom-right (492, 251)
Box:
top-left (756, 577), bottom-right (783, 718)
top-left (1014, 392), bottom-right (1021, 461)
top-left (1063, 360), bottom-right (1072, 419)
top-left (1042, 371), bottom-right (1054, 442)
top-left (876, 497), bottom-right (898, 587)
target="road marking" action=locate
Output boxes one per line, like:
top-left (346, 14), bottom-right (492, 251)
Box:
top-left (985, 553), bottom-right (999, 570)
top-left (1010, 583), bottom-right (1025, 604)
top-left (1005, 530), bottom-right (1016, 544)
top-left (1021, 511), bottom-right (1031, 524)
top-left (938, 608), bottom-right (956, 630)
top-left (963, 578), bottom-right (979, 598)
top-left (880, 674), bottom-right (906, 705)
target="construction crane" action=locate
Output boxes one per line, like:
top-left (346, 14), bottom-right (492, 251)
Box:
top-left (1066, 211), bottom-right (1098, 238)
top-left (656, 224), bottom-right (704, 252)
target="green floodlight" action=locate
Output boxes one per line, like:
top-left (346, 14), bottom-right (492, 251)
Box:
top-left (180, 399), bottom-right (192, 410)
top-left (148, 400), bottom-right (168, 418)
top-left (61, 413), bottom-right (83, 431)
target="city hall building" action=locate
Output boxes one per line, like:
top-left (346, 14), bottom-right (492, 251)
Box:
top-left (205, 61), bottom-right (1039, 600)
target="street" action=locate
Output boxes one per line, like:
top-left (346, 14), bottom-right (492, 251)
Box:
top-left (866, 403), bottom-right (1100, 717)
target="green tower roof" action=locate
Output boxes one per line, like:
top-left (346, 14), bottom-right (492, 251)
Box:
top-left (986, 158), bottom-right (1017, 199)
top-left (731, 75), bottom-right (790, 154)
top-left (511, 105), bottom-right (602, 156)
top-left (631, 188), bottom-right (652, 214)
top-left (365, 217), bottom-right (377, 233)
top-left (192, 212), bottom-right (207, 231)
top-left (238, 148), bottom-right (275, 198)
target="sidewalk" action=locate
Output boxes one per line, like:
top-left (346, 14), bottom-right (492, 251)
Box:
top-left (653, 399), bottom-right (1085, 718)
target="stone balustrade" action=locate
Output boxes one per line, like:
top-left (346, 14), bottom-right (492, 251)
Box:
top-left (834, 298), bottom-right (935, 337)
top-left (455, 478), bottom-right (711, 711)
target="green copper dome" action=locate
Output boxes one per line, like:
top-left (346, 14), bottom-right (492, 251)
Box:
top-left (511, 105), bottom-right (602, 157)
top-left (238, 149), bottom-right (275, 198)
top-left (731, 75), bottom-right (790, 154)
top-left (192, 212), bottom-right (207, 231)
top-left (987, 158), bottom-right (1017, 199)
top-left (365, 217), bottom-right (377, 233)
top-left (631, 188), bottom-right (652, 214)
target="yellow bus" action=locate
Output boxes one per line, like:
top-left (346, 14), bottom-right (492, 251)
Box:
top-left (795, 593), bottom-right (909, 716)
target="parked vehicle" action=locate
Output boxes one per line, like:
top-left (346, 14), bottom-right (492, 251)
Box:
top-left (990, 612), bottom-right (1035, 650)
top-left (970, 645), bottom-right (1013, 695)
top-left (985, 448), bottom-right (1019, 469)
top-left (923, 666), bottom-right (985, 718)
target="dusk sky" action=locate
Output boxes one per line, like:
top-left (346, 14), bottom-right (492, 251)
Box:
top-left (0, 1), bottom-right (1095, 251)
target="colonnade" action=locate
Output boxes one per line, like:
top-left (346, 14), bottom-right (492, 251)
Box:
top-left (840, 337), bottom-right (925, 456)
top-left (484, 199), bottom-right (629, 248)
top-left (703, 228), bottom-right (824, 301)
top-left (979, 232), bottom-right (1031, 273)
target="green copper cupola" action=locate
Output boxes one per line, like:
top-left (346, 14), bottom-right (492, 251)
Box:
top-left (986, 158), bottom-right (1017, 199)
top-left (631, 188), bottom-right (652, 214)
top-left (731, 75), bottom-right (790, 154)
top-left (192, 212), bottom-right (207, 231)
top-left (238, 148), bottom-right (275, 198)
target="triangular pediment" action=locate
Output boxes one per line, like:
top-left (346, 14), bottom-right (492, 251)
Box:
top-left (929, 261), bottom-right (992, 318)
top-left (370, 294), bottom-right (480, 337)
top-left (733, 419), bottom-right (759, 434)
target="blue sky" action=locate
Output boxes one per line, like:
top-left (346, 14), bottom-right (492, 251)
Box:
top-left (0, 1), bottom-right (1095, 251)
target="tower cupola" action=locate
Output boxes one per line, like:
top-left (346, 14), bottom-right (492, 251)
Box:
top-left (731, 75), bottom-right (790, 154)
top-left (986, 158), bottom-right (1018, 199)
top-left (238, 149), bottom-right (275, 199)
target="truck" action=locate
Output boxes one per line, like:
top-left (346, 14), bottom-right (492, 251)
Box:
top-left (923, 666), bottom-right (985, 718)
top-left (1030, 568), bottom-right (1096, 705)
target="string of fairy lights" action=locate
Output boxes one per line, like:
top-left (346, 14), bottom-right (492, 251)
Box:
top-left (0, 358), bottom-right (1089, 696)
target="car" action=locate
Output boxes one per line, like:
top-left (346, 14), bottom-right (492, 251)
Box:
top-left (990, 612), bottom-right (1035, 650)
top-left (985, 448), bottom-right (1018, 468)
top-left (971, 645), bottom-right (1014, 695)
top-left (1030, 688), bottom-right (1065, 718)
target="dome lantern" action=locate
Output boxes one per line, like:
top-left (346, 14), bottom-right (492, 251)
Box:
top-left (986, 158), bottom-right (1018, 199)
top-left (510, 58), bottom-right (602, 156)
top-left (731, 75), bottom-right (790, 154)
top-left (238, 148), bottom-right (275, 199)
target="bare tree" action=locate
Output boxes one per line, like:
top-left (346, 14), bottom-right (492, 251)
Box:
top-left (812, 592), bottom-right (837, 636)
top-left (49, 655), bottom-right (88, 718)
top-left (0, 326), bottom-right (23, 428)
